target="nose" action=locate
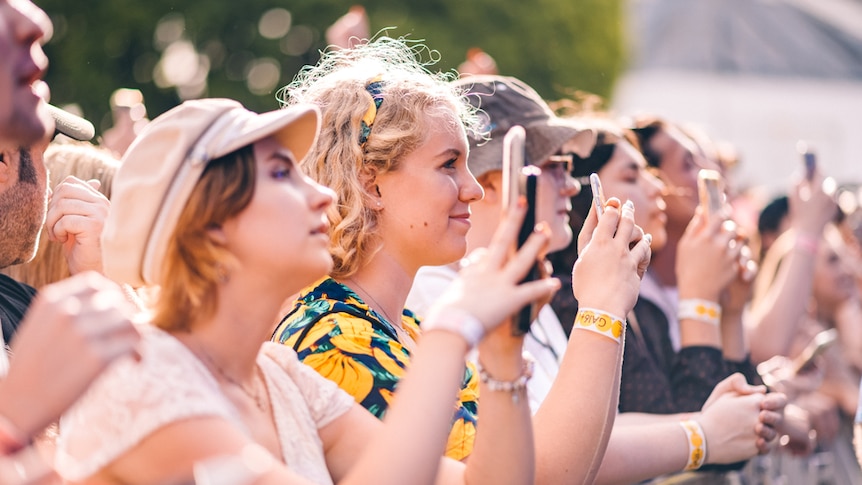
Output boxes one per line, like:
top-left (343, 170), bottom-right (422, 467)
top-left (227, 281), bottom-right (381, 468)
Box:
top-left (460, 169), bottom-right (484, 203)
top-left (562, 173), bottom-right (580, 197)
top-left (308, 179), bottom-right (336, 211)
top-left (11, 1), bottom-right (51, 45)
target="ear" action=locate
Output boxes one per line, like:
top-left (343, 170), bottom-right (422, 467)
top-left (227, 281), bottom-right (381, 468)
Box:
top-left (0, 148), bottom-right (15, 188)
top-left (206, 224), bottom-right (229, 246)
top-left (358, 166), bottom-right (384, 211)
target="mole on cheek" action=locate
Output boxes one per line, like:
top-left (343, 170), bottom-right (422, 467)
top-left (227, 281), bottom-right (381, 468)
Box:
top-left (424, 222), bottom-right (428, 227)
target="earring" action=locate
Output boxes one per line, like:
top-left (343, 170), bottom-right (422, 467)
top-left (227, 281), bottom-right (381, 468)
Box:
top-left (216, 263), bottom-right (230, 283)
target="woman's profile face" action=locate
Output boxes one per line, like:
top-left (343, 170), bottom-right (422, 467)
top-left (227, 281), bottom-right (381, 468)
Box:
top-left (221, 136), bottom-right (335, 292)
top-left (373, 113), bottom-right (483, 272)
top-left (813, 238), bottom-right (855, 313)
top-left (599, 140), bottom-right (668, 250)
top-left (535, 137), bottom-right (584, 253)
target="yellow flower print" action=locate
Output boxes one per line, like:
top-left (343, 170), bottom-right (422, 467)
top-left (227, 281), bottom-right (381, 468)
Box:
top-left (303, 349), bottom-right (375, 400)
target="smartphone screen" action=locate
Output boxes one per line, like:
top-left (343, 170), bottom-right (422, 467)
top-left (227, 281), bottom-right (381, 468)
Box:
top-left (804, 152), bottom-right (817, 181)
top-left (697, 169), bottom-right (724, 219)
top-left (589, 173), bottom-right (606, 216)
top-left (797, 140), bottom-right (817, 181)
top-left (502, 125), bottom-right (539, 335)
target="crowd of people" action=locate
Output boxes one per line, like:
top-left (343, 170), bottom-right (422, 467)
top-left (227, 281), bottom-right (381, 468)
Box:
top-left (2, 1), bottom-right (861, 484)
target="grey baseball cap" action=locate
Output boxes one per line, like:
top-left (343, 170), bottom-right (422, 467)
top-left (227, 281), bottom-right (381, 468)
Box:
top-left (454, 75), bottom-right (594, 178)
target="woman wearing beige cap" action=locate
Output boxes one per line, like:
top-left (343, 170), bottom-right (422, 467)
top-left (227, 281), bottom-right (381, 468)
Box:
top-left (274, 39), bottom-right (650, 483)
top-left (53, 97), bottom-right (555, 484)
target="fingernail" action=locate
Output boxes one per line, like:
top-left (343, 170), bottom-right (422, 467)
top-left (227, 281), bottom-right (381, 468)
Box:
top-left (534, 222), bottom-right (550, 235)
top-left (644, 233), bottom-right (653, 245)
top-left (623, 200), bottom-right (634, 211)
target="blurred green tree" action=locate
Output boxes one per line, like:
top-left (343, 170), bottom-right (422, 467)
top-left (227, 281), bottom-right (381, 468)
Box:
top-left (39, 0), bottom-right (624, 135)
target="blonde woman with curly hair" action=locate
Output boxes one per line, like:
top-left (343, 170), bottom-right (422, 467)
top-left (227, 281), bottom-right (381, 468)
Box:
top-left (274, 38), bottom-right (651, 483)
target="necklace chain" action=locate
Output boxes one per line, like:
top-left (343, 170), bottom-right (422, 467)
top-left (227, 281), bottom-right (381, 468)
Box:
top-left (196, 342), bottom-right (266, 412)
top-left (345, 278), bottom-right (417, 348)
top-left (347, 278), bottom-right (401, 327)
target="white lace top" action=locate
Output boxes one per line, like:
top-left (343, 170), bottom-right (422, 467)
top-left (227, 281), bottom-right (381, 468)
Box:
top-left (55, 325), bottom-right (355, 484)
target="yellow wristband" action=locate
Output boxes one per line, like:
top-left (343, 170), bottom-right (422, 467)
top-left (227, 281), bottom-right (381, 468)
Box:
top-left (573, 308), bottom-right (626, 344)
top-left (679, 420), bottom-right (707, 470)
top-left (678, 299), bottom-right (721, 326)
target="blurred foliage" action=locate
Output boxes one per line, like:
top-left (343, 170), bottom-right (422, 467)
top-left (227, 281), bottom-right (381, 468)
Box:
top-left (38, 0), bottom-right (625, 136)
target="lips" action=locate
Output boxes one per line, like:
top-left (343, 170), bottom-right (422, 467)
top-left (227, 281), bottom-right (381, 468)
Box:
top-left (311, 220), bottom-right (329, 236)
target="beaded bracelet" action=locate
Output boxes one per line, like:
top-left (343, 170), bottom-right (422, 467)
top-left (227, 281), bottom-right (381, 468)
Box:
top-left (572, 308), bottom-right (626, 344)
top-left (678, 299), bottom-right (721, 326)
top-left (476, 354), bottom-right (535, 404)
top-left (679, 420), bottom-right (707, 471)
top-left (422, 307), bottom-right (485, 349)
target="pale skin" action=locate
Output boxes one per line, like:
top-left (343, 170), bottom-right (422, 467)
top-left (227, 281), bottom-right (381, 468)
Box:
top-left (468, 139), bottom-right (782, 484)
top-left (747, 170), bottom-right (839, 363)
top-left (641, 125), bottom-right (751, 361)
top-left (599, 132), bottom-right (824, 462)
top-left (0, 0), bottom-right (53, 146)
top-left (94, 136), bottom-right (556, 485)
top-left (338, 111), bottom-right (653, 484)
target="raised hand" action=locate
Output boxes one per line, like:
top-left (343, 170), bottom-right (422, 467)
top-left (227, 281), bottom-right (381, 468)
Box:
top-left (575, 198), bottom-right (651, 317)
top-left (0, 272), bottom-right (140, 440)
top-left (44, 176), bottom-right (110, 275)
top-left (429, 198), bottom-right (561, 333)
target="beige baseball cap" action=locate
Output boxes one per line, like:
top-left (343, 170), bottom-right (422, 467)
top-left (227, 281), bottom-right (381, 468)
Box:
top-left (102, 98), bottom-right (320, 287)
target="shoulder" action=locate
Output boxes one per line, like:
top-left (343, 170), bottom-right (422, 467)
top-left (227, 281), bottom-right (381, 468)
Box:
top-left (56, 325), bottom-right (237, 480)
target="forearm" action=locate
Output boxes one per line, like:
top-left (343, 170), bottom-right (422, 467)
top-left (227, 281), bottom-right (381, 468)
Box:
top-left (465, 349), bottom-right (534, 485)
top-left (748, 248), bottom-right (816, 362)
top-left (720, 311), bottom-right (748, 361)
top-left (346, 331), bottom-right (469, 485)
top-left (594, 422), bottom-right (689, 485)
top-left (679, 319), bottom-right (722, 349)
top-left (533, 332), bottom-right (622, 484)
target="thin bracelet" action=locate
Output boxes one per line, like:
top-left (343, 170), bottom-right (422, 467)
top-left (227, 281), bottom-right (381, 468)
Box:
top-left (422, 307), bottom-right (485, 349)
top-left (678, 299), bottom-right (721, 326)
top-left (794, 233), bottom-right (820, 256)
top-left (0, 414), bottom-right (27, 455)
top-left (679, 420), bottom-right (707, 470)
top-left (476, 354), bottom-right (535, 404)
top-left (572, 308), bottom-right (626, 344)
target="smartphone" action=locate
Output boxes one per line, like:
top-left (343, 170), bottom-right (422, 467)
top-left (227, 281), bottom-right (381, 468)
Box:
top-left (502, 125), bottom-right (540, 335)
top-left (792, 328), bottom-right (838, 374)
top-left (697, 169), bottom-right (724, 220)
top-left (589, 173), bottom-right (606, 216)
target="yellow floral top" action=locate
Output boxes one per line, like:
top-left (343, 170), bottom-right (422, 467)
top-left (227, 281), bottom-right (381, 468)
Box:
top-left (272, 277), bottom-right (479, 460)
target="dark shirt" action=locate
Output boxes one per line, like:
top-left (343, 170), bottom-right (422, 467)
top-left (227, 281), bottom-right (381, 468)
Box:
top-left (0, 273), bottom-right (36, 344)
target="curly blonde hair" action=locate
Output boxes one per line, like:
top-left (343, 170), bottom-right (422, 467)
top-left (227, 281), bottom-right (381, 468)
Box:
top-left (279, 37), bottom-right (479, 278)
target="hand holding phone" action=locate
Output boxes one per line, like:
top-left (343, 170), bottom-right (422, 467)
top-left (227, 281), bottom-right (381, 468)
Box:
top-left (697, 169), bottom-right (725, 220)
top-left (792, 328), bottom-right (838, 374)
top-left (589, 173), bottom-right (606, 216)
top-left (797, 140), bottom-right (817, 181)
top-left (502, 125), bottom-right (540, 335)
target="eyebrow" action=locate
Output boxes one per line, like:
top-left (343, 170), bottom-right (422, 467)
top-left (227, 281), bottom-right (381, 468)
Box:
top-left (436, 148), bottom-right (462, 160)
top-left (270, 150), bottom-right (296, 164)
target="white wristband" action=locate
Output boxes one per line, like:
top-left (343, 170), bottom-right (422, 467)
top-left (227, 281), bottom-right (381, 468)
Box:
top-left (679, 420), bottom-right (707, 470)
top-left (422, 307), bottom-right (485, 348)
top-left (678, 299), bottom-right (721, 326)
